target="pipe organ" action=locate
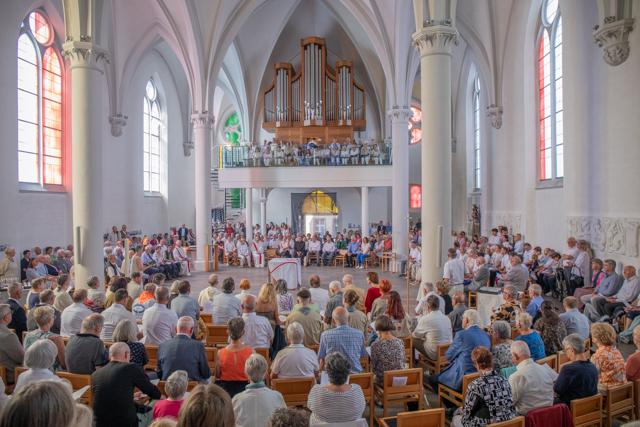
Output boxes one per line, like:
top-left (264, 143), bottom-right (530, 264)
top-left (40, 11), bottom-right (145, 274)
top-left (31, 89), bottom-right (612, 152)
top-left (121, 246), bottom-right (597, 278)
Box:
top-left (263, 37), bottom-right (366, 143)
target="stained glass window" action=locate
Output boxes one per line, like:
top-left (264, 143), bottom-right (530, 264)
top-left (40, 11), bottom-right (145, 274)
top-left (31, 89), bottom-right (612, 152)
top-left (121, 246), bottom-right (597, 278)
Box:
top-left (18, 11), bottom-right (62, 185)
top-left (473, 73), bottom-right (481, 190)
top-left (223, 112), bottom-right (242, 145)
top-left (410, 185), bottom-right (421, 209)
top-left (539, 0), bottom-right (563, 181)
top-left (409, 107), bottom-right (422, 144)
top-left (143, 79), bottom-right (161, 192)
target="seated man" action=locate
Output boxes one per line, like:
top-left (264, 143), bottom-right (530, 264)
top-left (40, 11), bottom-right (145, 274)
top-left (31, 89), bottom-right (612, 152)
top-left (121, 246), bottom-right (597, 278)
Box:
top-left (427, 309), bottom-right (490, 392)
top-left (172, 240), bottom-right (191, 276)
top-left (307, 235), bottom-right (321, 266)
top-left (27, 289), bottom-right (61, 334)
top-left (415, 282), bottom-right (446, 317)
top-left (292, 236), bottom-right (307, 262)
top-left (241, 294), bottom-right (274, 349)
top-left (321, 235), bottom-right (336, 266)
top-left (559, 297), bottom-right (590, 340)
top-left (553, 334), bottom-right (599, 407)
top-left (237, 238), bottom-right (251, 267)
top-left (212, 277), bottom-right (243, 325)
top-left (233, 354), bottom-right (287, 427)
top-left (509, 340), bottom-right (558, 415)
top-left (448, 292), bottom-right (469, 334)
top-left (323, 281), bottom-right (344, 327)
top-left (157, 316), bottom-right (211, 383)
top-left (162, 242), bottom-right (181, 278)
top-left (593, 265), bottom-right (639, 319)
top-left (0, 303), bottom-right (25, 385)
top-left (412, 296), bottom-right (453, 361)
top-left (271, 322), bottom-right (320, 379)
top-left (141, 286), bottom-right (178, 345)
top-left (6, 283), bottom-right (28, 343)
top-left (318, 307), bottom-right (367, 373)
top-left (408, 242), bottom-right (422, 280)
top-left (345, 237), bottom-right (359, 268)
top-left (285, 287), bottom-right (322, 345)
top-left (198, 274), bottom-right (221, 305)
top-left (466, 257), bottom-right (491, 293)
top-left (170, 280), bottom-right (201, 339)
top-left (224, 237), bottom-right (237, 265)
top-left (65, 313), bottom-right (108, 374)
top-left (86, 276), bottom-right (107, 310)
top-left (525, 284), bottom-right (544, 320)
top-left (92, 342), bottom-right (162, 427)
top-left (101, 289), bottom-right (142, 341)
top-left (501, 256), bottom-right (528, 292)
top-left (490, 285), bottom-right (522, 325)
top-left (60, 289), bottom-right (92, 337)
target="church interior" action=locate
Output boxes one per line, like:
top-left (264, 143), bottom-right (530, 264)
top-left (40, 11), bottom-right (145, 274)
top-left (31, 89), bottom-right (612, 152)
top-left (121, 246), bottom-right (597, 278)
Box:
top-left (0, 0), bottom-right (639, 425)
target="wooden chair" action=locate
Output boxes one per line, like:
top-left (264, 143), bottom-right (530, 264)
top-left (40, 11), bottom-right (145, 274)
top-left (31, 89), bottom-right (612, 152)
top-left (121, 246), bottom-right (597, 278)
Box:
top-left (14, 366), bottom-right (29, 383)
top-left (350, 372), bottom-right (374, 427)
top-left (438, 372), bottom-right (482, 424)
top-left (557, 350), bottom-right (571, 370)
top-left (144, 345), bottom-right (159, 371)
top-left (360, 356), bottom-right (370, 373)
top-left (536, 355), bottom-right (558, 373)
top-left (468, 292), bottom-right (478, 309)
top-left (255, 347), bottom-right (271, 385)
top-left (636, 378), bottom-right (640, 421)
top-left (201, 313), bottom-right (212, 324)
top-left (23, 304), bottom-right (29, 314)
top-left (401, 336), bottom-right (413, 366)
top-left (22, 331), bottom-right (27, 342)
top-left (584, 337), bottom-right (592, 358)
top-left (271, 377), bottom-right (316, 407)
top-left (381, 252), bottom-right (396, 273)
top-left (329, 249), bottom-right (345, 267)
top-left (266, 249), bottom-right (277, 262)
top-left (418, 342), bottom-right (451, 374)
top-left (373, 368), bottom-right (423, 420)
top-left (380, 408), bottom-right (446, 427)
top-left (571, 394), bottom-right (602, 427)
top-left (603, 382), bottom-right (634, 427)
top-left (306, 345), bottom-right (319, 354)
top-left (56, 372), bottom-right (93, 406)
top-left (363, 256), bottom-right (372, 269)
top-left (205, 325), bottom-right (229, 347)
top-left (157, 380), bottom-right (198, 397)
top-left (510, 328), bottom-right (521, 340)
top-left (487, 416), bottom-right (525, 427)
top-left (206, 347), bottom-right (217, 376)
top-left (8, 328), bottom-right (15, 334)
top-left (357, 306), bottom-right (366, 315)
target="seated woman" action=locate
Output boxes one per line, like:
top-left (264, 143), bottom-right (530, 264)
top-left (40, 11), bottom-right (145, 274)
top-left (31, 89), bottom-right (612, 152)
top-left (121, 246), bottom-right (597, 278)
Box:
top-left (235, 279), bottom-right (255, 301)
top-left (370, 279), bottom-right (392, 321)
top-left (167, 280), bottom-right (180, 310)
top-left (307, 352), bottom-right (366, 425)
top-left (534, 301), bottom-right (567, 356)
top-left (27, 277), bottom-right (45, 309)
top-left (13, 339), bottom-right (63, 393)
top-left (176, 383), bottom-right (235, 426)
top-left (490, 321), bottom-right (515, 371)
top-left (451, 347), bottom-right (517, 427)
top-left (153, 370), bottom-right (189, 420)
top-left (25, 258), bottom-right (49, 284)
top-left (52, 274), bottom-right (73, 312)
top-left (513, 312), bottom-right (546, 361)
top-left (343, 290), bottom-right (368, 339)
top-left (24, 306), bottom-right (66, 372)
top-left (107, 319), bottom-right (149, 369)
top-left (275, 280), bottom-right (294, 315)
top-left (105, 276), bottom-right (134, 311)
top-left (436, 281), bottom-right (453, 315)
top-left (385, 291), bottom-right (411, 339)
top-left (626, 326), bottom-right (640, 381)
top-left (256, 283), bottom-right (283, 327)
top-left (355, 237), bottom-right (370, 269)
top-left (215, 317), bottom-right (255, 398)
top-left (590, 323), bottom-right (626, 394)
top-left (574, 259), bottom-right (605, 312)
top-left (370, 315), bottom-right (405, 387)
top-left (554, 334), bottom-right (599, 407)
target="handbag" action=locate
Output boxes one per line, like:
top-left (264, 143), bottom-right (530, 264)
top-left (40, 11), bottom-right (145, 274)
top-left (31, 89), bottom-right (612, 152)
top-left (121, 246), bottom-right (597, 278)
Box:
top-left (570, 267), bottom-right (584, 288)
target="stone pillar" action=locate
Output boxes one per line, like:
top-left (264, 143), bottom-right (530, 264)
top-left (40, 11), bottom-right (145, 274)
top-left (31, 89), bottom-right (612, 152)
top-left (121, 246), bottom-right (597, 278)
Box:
top-left (387, 109), bottom-right (413, 262)
top-left (62, 42), bottom-right (109, 289)
top-left (361, 186), bottom-right (369, 237)
top-left (413, 25), bottom-right (458, 284)
top-left (260, 188), bottom-right (268, 235)
top-left (192, 113), bottom-right (215, 271)
top-left (246, 188), bottom-right (253, 243)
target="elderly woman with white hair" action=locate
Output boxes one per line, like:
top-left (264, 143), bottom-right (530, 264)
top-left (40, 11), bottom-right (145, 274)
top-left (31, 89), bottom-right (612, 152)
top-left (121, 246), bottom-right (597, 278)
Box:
top-left (23, 305), bottom-right (66, 372)
top-left (271, 322), bottom-right (320, 379)
top-left (232, 354), bottom-right (286, 427)
top-left (106, 319), bottom-right (149, 368)
top-left (490, 320), bottom-right (515, 371)
top-left (152, 370), bottom-right (189, 420)
top-left (13, 339), bottom-right (63, 393)
top-left (0, 247), bottom-right (19, 281)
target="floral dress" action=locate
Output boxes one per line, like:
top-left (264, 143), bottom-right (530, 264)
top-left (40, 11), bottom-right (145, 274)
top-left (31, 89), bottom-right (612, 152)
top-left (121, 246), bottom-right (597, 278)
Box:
top-left (534, 318), bottom-right (567, 356)
top-left (591, 345), bottom-right (627, 394)
top-left (23, 330), bottom-right (64, 372)
top-left (277, 293), bottom-right (294, 314)
top-left (370, 338), bottom-right (405, 386)
top-left (491, 343), bottom-right (515, 371)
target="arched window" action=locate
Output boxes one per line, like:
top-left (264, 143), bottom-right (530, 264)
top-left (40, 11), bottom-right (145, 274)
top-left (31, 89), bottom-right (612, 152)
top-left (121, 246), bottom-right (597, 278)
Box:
top-left (538, 0), bottom-right (563, 181)
top-left (18, 11), bottom-right (63, 185)
top-left (143, 79), bottom-right (161, 193)
top-left (223, 112), bottom-right (242, 145)
top-left (408, 107), bottom-right (422, 144)
top-left (473, 73), bottom-right (481, 190)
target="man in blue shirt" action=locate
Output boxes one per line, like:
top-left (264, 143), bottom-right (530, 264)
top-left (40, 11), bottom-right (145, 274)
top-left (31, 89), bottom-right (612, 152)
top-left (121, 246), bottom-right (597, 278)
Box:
top-left (345, 237), bottom-right (360, 268)
top-left (581, 259), bottom-right (624, 320)
top-left (318, 307), bottom-right (367, 373)
top-left (525, 284), bottom-right (544, 321)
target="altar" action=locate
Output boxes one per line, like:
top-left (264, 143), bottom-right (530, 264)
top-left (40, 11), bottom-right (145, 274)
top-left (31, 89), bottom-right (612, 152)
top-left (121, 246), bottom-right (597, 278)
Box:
top-left (268, 258), bottom-right (301, 289)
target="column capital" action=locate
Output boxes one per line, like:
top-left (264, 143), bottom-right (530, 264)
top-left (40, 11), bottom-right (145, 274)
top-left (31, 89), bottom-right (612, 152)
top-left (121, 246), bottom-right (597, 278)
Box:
top-left (62, 41), bottom-right (109, 72)
top-left (191, 112), bottom-right (215, 129)
top-left (387, 108), bottom-right (413, 124)
top-left (109, 115), bottom-right (128, 137)
top-left (412, 25), bottom-right (459, 58)
top-left (183, 141), bottom-right (195, 156)
top-left (593, 18), bottom-right (635, 66)
top-left (486, 105), bottom-right (503, 129)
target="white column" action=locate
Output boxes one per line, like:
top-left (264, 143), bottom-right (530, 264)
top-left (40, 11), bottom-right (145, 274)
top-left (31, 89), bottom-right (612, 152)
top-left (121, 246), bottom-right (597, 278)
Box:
top-left (413, 25), bottom-right (458, 284)
top-left (388, 109), bottom-right (413, 261)
top-left (246, 188), bottom-right (253, 243)
top-left (361, 186), bottom-right (369, 237)
top-left (260, 188), bottom-right (268, 235)
top-left (62, 42), bottom-right (109, 289)
top-left (192, 113), bottom-right (215, 271)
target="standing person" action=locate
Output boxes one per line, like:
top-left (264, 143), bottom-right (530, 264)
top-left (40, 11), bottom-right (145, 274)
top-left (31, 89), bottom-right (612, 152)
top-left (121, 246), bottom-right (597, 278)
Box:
top-left (178, 223), bottom-right (189, 245)
top-left (364, 272), bottom-right (381, 314)
top-left (20, 249), bottom-right (31, 282)
top-left (0, 248), bottom-right (19, 281)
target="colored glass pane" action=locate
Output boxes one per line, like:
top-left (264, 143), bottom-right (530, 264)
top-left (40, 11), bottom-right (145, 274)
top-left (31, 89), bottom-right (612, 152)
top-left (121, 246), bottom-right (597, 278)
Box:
top-left (17, 33), bottom-right (39, 183)
top-left (29, 12), bottom-right (50, 44)
top-left (411, 128), bottom-right (422, 144)
top-left (410, 185), bottom-right (421, 209)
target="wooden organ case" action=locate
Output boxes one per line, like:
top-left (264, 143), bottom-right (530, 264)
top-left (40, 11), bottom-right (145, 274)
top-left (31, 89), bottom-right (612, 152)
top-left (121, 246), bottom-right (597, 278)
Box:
top-left (262, 37), bottom-right (366, 143)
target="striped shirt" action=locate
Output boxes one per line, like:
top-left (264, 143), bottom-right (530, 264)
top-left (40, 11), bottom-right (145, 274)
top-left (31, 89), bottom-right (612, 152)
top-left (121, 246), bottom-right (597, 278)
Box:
top-left (307, 384), bottom-right (366, 425)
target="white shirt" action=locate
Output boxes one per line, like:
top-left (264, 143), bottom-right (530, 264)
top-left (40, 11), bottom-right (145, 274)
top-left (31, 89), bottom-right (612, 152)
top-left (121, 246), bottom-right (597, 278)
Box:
top-left (241, 312), bottom-right (274, 349)
top-left (322, 242), bottom-right (336, 252)
top-left (523, 249), bottom-right (534, 264)
top-left (443, 258), bottom-right (469, 285)
top-left (60, 302), bottom-right (92, 337)
top-left (562, 245), bottom-right (581, 267)
top-left (198, 286), bottom-right (222, 305)
top-left (309, 287), bottom-right (330, 312)
top-left (271, 344), bottom-right (320, 378)
top-left (308, 240), bottom-right (321, 252)
top-left (225, 241), bottom-right (236, 252)
top-left (100, 303), bottom-right (138, 341)
top-left (237, 243), bottom-right (250, 257)
top-left (509, 358), bottom-right (558, 415)
top-left (412, 310), bottom-right (453, 359)
top-left (232, 385), bottom-right (286, 427)
top-left (415, 291), bottom-right (446, 316)
top-left (141, 303), bottom-right (178, 345)
top-left (488, 234), bottom-right (501, 245)
top-left (173, 246), bottom-right (188, 261)
top-left (514, 241), bottom-right (524, 255)
top-left (409, 247), bottom-right (421, 263)
top-left (127, 281), bottom-right (143, 302)
top-left (13, 368), bottom-right (62, 394)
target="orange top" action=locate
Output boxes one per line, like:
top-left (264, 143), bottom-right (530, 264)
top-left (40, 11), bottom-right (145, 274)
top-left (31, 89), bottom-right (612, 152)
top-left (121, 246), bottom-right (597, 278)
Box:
top-left (219, 346), bottom-right (253, 381)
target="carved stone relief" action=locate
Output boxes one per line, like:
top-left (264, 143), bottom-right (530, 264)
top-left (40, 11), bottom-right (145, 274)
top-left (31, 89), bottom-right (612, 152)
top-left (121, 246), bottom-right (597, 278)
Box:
top-left (566, 216), bottom-right (639, 258)
top-left (488, 212), bottom-right (522, 235)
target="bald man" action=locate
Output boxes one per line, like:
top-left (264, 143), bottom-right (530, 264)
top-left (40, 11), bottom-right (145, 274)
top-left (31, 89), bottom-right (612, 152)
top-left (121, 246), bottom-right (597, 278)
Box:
top-left (241, 295), bottom-right (273, 349)
top-left (317, 307), bottom-right (367, 373)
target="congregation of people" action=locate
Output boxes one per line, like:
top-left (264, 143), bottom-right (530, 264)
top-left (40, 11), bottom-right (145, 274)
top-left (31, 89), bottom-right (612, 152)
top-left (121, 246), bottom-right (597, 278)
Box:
top-left (1, 222), bottom-right (640, 427)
